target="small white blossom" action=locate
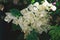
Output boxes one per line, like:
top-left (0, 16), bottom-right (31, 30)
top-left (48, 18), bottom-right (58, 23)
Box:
top-left (42, 0), bottom-right (50, 6)
top-left (33, 2), bottom-right (39, 8)
top-left (12, 19), bottom-right (19, 25)
top-left (4, 12), bottom-right (13, 23)
top-left (4, 16), bottom-right (12, 23)
top-left (34, 2), bottom-right (39, 6)
top-left (42, 0), bottom-right (56, 11)
top-left (33, 6), bottom-right (38, 10)
top-left (50, 5), bottom-right (56, 11)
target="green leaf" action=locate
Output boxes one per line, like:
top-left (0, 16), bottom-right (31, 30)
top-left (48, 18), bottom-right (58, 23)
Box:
top-left (26, 29), bottom-right (39, 40)
top-left (47, 0), bottom-right (55, 3)
top-left (49, 25), bottom-right (60, 40)
top-left (10, 9), bottom-right (23, 18)
top-left (12, 24), bottom-right (21, 31)
top-left (31, 0), bottom-right (35, 4)
top-left (56, 2), bottom-right (60, 7)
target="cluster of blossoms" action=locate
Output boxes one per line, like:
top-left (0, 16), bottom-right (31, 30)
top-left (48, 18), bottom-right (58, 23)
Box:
top-left (4, 0), bottom-right (56, 37)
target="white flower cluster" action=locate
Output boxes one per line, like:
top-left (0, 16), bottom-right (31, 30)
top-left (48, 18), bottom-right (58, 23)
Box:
top-left (4, 0), bottom-right (56, 36)
top-left (18, 0), bottom-right (56, 34)
top-left (19, 3), bottom-right (49, 34)
top-left (4, 12), bottom-right (19, 25)
top-left (42, 0), bottom-right (56, 11)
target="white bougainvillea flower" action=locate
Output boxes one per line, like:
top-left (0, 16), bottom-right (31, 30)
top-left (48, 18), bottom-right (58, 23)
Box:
top-left (42, 0), bottom-right (56, 11)
top-left (4, 12), bottom-right (18, 24)
top-left (12, 19), bottom-right (19, 25)
top-left (34, 2), bottom-right (39, 6)
top-left (48, 4), bottom-right (56, 11)
top-left (50, 5), bottom-right (56, 11)
top-left (4, 12), bottom-right (13, 23)
top-left (33, 2), bottom-right (39, 9)
top-left (33, 6), bottom-right (38, 11)
top-left (42, 0), bottom-right (50, 6)
top-left (4, 16), bottom-right (12, 23)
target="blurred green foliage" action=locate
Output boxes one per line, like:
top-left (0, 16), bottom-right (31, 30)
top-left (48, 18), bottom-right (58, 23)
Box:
top-left (10, 9), bottom-right (23, 18)
top-left (26, 29), bottom-right (39, 40)
top-left (56, 2), bottom-right (60, 7)
top-left (12, 24), bottom-right (22, 31)
top-left (31, 0), bottom-right (35, 4)
top-left (47, 0), bottom-right (55, 3)
top-left (49, 25), bottom-right (60, 40)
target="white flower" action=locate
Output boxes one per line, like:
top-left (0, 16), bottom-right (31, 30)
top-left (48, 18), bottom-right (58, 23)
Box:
top-left (4, 12), bottom-right (12, 23)
top-left (19, 2), bottom-right (50, 35)
top-left (42, 0), bottom-right (50, 6)
top-left (50, 5), bottom-right (56, 11)
top-left (42, 0), bottom-right (57, 11)
top-left (34, 2), bottom-right (39, 6)
top-left (33, 6), bottom-right (38, 10)
top-left (33, 2), bottom-right (39, 8)
top-left (12, 19), bottom-right (19, 25)
top-left (4, 16), bottom-right (12, 23)
top-left (38, 5), bottom-right (46, 11)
